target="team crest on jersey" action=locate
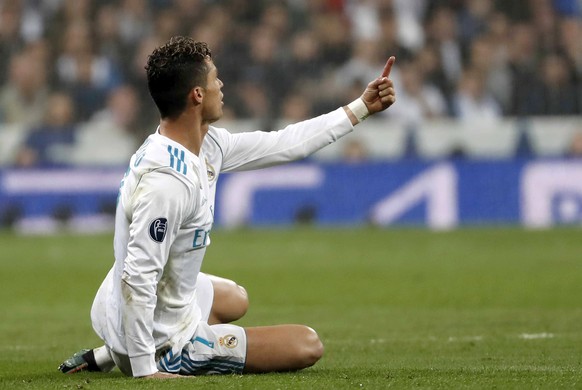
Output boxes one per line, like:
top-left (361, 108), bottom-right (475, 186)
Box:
top-left (205, 158), bottom-right (216, 182)
top-left (219, 334), bottom-right (238, 349)
top-left (149, 218), bottom-right (168, 243)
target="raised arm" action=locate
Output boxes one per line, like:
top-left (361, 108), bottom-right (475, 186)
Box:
top-left (214, 57), bottom-right (396, 172)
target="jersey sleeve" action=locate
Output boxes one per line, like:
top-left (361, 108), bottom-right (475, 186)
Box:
top-left (121, 169), bottom-right (193, 377)
top-left (214, 107), bottom-right (354, 172)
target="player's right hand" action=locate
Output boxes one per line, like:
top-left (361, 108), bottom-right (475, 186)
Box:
top-left (361, 56), bottom-right (396, 114)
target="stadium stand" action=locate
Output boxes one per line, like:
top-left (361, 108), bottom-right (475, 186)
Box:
top-left (0, 0), bottom-right (581, 165)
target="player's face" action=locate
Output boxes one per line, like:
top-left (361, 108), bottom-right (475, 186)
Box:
top-left (201, 59), bottom-right (224, 123)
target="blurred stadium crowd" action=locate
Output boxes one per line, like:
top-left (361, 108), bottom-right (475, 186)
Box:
top-left (1, 0), bottom-right (582, 167)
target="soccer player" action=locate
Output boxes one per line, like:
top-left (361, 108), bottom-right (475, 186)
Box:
top-left (59, 36), bottom-right (396, 378)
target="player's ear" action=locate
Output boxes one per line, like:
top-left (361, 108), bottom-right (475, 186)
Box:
top-left (191, 86), bottom-right (204, 104)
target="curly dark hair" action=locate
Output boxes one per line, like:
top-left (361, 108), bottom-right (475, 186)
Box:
top-left (145, 36), bottom-right (212, 119)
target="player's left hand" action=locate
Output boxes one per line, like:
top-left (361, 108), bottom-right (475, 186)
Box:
top-left (361, 57), bottom-right (396, 114)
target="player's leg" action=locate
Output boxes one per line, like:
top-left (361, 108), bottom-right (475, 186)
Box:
top-left (205, 274), bottom-right (249, 324)
top-left (58, 345), bottom-right (115, 373)
top-left (59, 272), bottom-right (248, 374)
top-left (243, 325), bottom-right (324, 372)
top-left (171, 323), bottom-right (323, 375)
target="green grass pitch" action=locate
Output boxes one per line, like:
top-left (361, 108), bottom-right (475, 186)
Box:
top-left (0, 227), bottom-right (581, 389)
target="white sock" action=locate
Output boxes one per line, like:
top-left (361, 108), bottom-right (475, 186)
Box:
top-left (94, 345), bottom-right (116, 372)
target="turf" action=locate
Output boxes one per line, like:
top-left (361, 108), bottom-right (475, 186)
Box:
top-left (0, 227), bottom-right (581, 389)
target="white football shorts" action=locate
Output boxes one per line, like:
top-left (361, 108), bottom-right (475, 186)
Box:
top-left (157, 273), bottom-right (247, 375)
top-left (157, 322), bottom-right (247, 375)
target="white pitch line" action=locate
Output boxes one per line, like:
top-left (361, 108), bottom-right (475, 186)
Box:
top-left (447, 336), bottom-right (483, 342)
top-left (0, 345), bottom-right (36, 351)
top-left (339, 333), bottom-right (559, 346)
top-left (518, 332), bottom-right (555, 340)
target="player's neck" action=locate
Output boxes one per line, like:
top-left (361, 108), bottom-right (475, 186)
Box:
top-left (158, 115), bottom-right (207, 156)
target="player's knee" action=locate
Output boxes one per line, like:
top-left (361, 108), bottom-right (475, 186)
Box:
top-left (298, 326), bottom-right (324, 368)
top-left (219, 280), bottom-right (248, 322)
top-left (232, 284), bottom-right (249, 319)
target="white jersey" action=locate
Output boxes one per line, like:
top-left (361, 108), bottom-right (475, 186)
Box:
top-left (91, 108), bottom-right (353, 377)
